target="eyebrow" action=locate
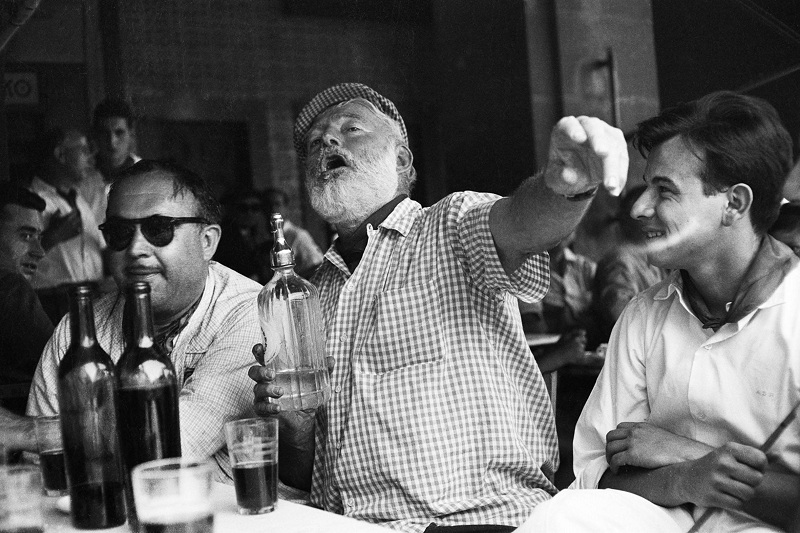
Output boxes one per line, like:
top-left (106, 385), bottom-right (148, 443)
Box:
top-left (17, 225), bottom-right (41, 234)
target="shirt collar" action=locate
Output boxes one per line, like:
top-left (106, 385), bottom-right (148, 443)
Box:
top-left (334, 194), bottom-right (409, 272)
top-left (657, 236), bottom-right (799, 327)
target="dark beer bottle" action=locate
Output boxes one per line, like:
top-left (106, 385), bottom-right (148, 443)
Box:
top-left (57, 284), bottom-right (127, 529)
top-left (116, 282), bottom-right (182, 522)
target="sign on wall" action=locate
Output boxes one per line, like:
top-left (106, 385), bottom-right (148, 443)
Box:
top-left (5, 72), bottom-right (39, 105)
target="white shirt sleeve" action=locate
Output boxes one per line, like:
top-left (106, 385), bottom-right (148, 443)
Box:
top-left (571, 294), bottom-right (652, 488)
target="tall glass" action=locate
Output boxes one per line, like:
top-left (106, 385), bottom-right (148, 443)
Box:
top-left (0, 465), bottom-right (45, 533)
top-left (225, 417), bottom-right (278, 514)
top-left (34, 415), bottom-right (68, 497)
top-left (131, 458), bottom-right (214, 533)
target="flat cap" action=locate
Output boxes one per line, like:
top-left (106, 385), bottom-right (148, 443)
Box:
top-left (293, 82), bottom-right (408, 161)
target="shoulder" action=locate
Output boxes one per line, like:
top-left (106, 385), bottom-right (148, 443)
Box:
top-left (208, 262), bottom-right (262, 303)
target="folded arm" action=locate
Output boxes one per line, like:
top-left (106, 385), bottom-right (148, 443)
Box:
top-left (602, 425), bottom-right (798, 530)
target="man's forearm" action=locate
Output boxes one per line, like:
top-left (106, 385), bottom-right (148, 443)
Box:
top-left (599, 464), bottom-right (688, 507)
top-left (0, 407), bottom-right (37, 452)
top-left (490, 174), bottom-right (594, 273)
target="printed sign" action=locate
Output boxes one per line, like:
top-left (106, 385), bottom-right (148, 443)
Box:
top-left (5, 72), bottom-right (38, 105)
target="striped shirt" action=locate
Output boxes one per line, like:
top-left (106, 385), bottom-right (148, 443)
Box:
top-left (27, 262), bottom-right (263, 482)
top-left (309, 193), bottom-right (559, 532)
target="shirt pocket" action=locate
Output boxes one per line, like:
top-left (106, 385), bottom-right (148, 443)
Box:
top-left (360, 279), bottom-right (446, 374)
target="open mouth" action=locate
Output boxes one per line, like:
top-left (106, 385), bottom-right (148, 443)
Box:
top-left (21, 262), bottom-right (37, 273)
top-left (324, 154), bottom-right (348, 171)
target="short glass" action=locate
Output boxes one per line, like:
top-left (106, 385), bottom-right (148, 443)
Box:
top-left (0, 465), bottom-right (45, 533)
top-left (131, 458), bottom-right (215, 533)
top-left (34, 415), bottom-right (69, 496)
top-left (224, 417), bottom-right (279, 514)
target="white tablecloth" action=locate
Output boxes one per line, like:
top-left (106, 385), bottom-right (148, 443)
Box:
top-left (43, 482), bottom-right (390, 532)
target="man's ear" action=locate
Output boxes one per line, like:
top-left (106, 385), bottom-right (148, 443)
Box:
top-left (722, 183), bottom-right (753, 226)
top-left (396, 145), bottom-right (413, 174)
top-left (201, 224), bottom-right (221, 261)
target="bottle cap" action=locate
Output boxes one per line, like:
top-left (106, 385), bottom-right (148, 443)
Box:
top-left (269, 213), bottom-right (295, 269)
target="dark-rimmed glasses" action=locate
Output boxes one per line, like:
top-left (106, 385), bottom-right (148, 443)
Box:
top-left (99, 215), bottom-right (210, 252)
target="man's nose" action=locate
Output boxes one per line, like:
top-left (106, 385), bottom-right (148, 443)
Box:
top-left (29, 239), bottom-right (45, 259)
top-left (631, 188), bottom-right (655, 219)
top-left (322, 130), bottom-right (341, 147)
top-left (127, 226), bottom-right (152, 255)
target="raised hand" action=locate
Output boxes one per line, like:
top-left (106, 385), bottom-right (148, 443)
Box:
top-left (544, 116), bottom-right (628, 197)
top-left (42, 209), bottom-right (82, 250)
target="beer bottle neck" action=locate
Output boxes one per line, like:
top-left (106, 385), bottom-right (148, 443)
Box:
top-left (69, 294), bottom-right (98, 349)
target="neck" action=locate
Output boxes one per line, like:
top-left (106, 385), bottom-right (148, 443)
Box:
top-left (153, 287), bottom-right (203, 328)
top-left (685, 230), bottom-right (761, 315)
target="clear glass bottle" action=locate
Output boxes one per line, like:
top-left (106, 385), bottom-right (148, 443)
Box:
top-left (116, 282), bottom-right (182, 524)
top-left (257, 213), bottom-right (330, 410)
top-left (57, 284), bottom-right (127, 529)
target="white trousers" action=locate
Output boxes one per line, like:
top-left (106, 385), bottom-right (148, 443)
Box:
top-left (515, 489), bottom-right (782, 533)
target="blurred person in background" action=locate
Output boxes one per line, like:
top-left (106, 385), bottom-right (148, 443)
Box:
top-left (214, 188), bottom-right (271, 283)
top-left (0, 182), bottom-right (53, 416)
top-left (92, 98), bottom-right (141, 183)
top-left (769, 202), bottom-right (800, 256)
top-left (29, 128), bottom-right (107, 324)
top-left (263, 186), bottom-right (324, 278)
top-left (590, 184), bottom-right (668, 346)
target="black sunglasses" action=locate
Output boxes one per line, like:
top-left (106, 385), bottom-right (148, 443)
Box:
top-left (99, 215), bottom-right (210, 252)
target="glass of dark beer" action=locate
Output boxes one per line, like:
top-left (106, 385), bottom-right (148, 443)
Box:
top-left (33, 415), bottom-right (68, 497)
top-left (0, 465), bottom-right (45, 533)
top-left (131, 458), bottom-right (214, 533)
top-left (224, 417), bottom-right (279, 514)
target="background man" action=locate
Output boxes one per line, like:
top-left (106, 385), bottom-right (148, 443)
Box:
top-left (769, 202), bottom-right (800, 256)
top-left (0, 183), bottom-right (52, 416)
top-left (92, 98), bottom-right (141, 183)
top-left (29, 128), bottom-right (107, 323)
top-left (7, 160), bottom-right (263, 482)
top-left (251, 83), bottom-right (628, 531)
top-left (523, 92), bottom-right (799, 532)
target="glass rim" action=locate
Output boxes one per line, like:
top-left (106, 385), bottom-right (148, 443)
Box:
top-left (224, 417), bottom-right (278, 430)
top-left (33, 414), bottom-right (60, 423)
top-left (132, 457), bottom-right (213, 480)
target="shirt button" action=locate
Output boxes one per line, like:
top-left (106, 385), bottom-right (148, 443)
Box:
top-left (340, 333), bottom-right (349, 342)
top-left (703, 345), bottom-right (712, 350)
top-left (334, 385), bottom-right (342, 393)
top-left (347, 498), bottom-right (355, 507)
top-left (697, 412), bottom-right (706, 420)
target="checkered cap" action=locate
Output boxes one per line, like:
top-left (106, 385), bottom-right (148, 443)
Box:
top-left (293, 83), bottom-right (408, 161)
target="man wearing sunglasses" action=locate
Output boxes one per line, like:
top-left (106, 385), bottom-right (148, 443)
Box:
top-left (21, 160), bottom-right (263, 482)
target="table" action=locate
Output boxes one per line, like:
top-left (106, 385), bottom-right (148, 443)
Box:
top-left (42, 482), bottom-right (390, 532)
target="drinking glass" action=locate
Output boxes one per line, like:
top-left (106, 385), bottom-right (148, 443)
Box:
top-left (131, 458), bottom-right (214, 533)
top-left (0, 465), bottom-right (44, 533)
top-left (224, 417), bottom-right (279, 514)
top-left (34, 415), bottom-right (69, 496)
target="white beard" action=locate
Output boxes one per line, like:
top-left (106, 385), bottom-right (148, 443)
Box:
top-left (306, 142), bottom-right (399, 229)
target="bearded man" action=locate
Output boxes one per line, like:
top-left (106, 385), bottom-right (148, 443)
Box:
top-left (250, 83), bottom-right (628, 532)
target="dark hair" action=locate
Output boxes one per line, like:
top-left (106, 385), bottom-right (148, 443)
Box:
top-left (92, 98), bottom-right (135, 130)
top-left (770, 202), bottom-right (800, 234)
top-left (632, 91), bottom-right (793, 234)
top-left (110, 160), bottom-right (222, 224)
top-left (34, 127), bottom-right (68, 166)
top-left (0, 182), bottom-right (46, 220)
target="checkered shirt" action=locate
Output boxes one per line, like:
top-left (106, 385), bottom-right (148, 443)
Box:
top-left (27, 262), bottom-right (263, 483)
top-left (309, 193), bottom-right (559, 532)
